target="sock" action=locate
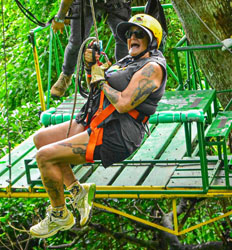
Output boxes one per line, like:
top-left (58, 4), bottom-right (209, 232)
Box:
top-left (67, 180), bottom-right (82, 197)
top-left (51, 205), bottom-right (68, 218)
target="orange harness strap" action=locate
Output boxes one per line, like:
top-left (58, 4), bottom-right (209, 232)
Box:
top-left (128, 109), bottom-right (149, 124)
top-left (86, 91), bottom-right (115, 162)
top-left (86, 91), bottom-right (149, 162)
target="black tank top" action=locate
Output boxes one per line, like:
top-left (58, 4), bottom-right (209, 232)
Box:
top-left (105, 50), bottom-right (167, 115)
top-left (103, 50), bottom-right (167, 153)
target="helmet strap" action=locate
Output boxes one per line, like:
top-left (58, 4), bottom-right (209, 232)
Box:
top-left (132, 48), bottom-right (149, 60)
top-left (131, 39), bottom-right (158, 60)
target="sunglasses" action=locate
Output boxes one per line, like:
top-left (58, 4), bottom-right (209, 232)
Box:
top-left (125, 29), bottom-right (146, 39)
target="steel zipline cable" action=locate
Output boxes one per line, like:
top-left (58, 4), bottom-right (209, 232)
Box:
top-left (1, 0), bottom-right (12, 186)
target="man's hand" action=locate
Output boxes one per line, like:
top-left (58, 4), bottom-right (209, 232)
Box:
top-left (51, 20), bottom-right (65, 34)
top-left (84, 48), bottom-right (100, 64)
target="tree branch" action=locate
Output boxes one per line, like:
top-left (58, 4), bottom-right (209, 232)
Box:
top-left (89, 222), bottom-right (159, 249)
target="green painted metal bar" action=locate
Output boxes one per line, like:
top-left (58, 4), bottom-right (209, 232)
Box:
top-left (96, 190), bottom-right (207, 195)
top-left (149, 110), bottom-right (205, 124)
top-left (184, 122), bottom-right (192, 157)
top-left (204, 77), bottom-right (210, 90)
top-left (166, 64), bottom-right (179, 82)
top-left (91, 159), bottom-right (216, 165)
top-left (172, 48), bottom-right (184, 90)
top-left (160, 3), bottom-right (173, 9)
top-left (56, 33), bottom-right (65, 56)
top-left (225, 98), bottom-right (232, 111)
top-left (206, 108), bottom-right (213, 124)
top-left (189, 51), bottom-right (197, 90)
top-left (53, 33), bottom-right (61, 76)
top-left (223, 140), bottom-right (231, 189)
top-left (175, 44), bottom-right (222, 52)
top-left (216, 89), bottom-right (232, 93)
top-left (175, 35), bottom-right (187, 48)
top-left (185, 45), bottom-right (191, 90)
top-left (217, 138), bottom-right (222, 160)
top-left (191, 52), bottom-right (204, 90)
top-left (47, 27), bottom-right (53, 110)
top-left (131, 6), bottom-right (144, 12)
top-left (197, 122), bottom-right (209, 192)
top-left (206, 141), bottom-right (225, 147)
top-left (100, 34), bottom-right (114, 62)
top-left (131, 3), bottom-right (172, 13)
top-left (31, 25), bottom-right (50, 34)
top-left (209, 160), bottom-right (221, 186)
top-left (213, 95), bottom-right (219, 116)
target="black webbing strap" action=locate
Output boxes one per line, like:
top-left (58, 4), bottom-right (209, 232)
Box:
top-left (14, 0), bottom-right (50, 27)
top-left (14, 0), bottom-right (79, 27)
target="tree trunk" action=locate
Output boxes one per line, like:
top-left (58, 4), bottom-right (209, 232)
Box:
top-left (171, 0), bottom-right (232, 109)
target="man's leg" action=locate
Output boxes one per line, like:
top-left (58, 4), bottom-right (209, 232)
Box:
top-left (51, 1), bottom-right (93, 97)
top-left (35, 129), bottom-right (89, 206)
top-left (30, 121), bottom-right (95, 237)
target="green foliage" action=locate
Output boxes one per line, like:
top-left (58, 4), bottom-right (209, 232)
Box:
top-left (0, 102), bottom-right (41, 157)
top-left (0, 0), bottom-right (60, 158)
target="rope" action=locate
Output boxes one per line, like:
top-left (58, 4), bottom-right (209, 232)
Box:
top-left (1, 0), bottom-right (12, 185)
top-left (183, 0), bottom-right (232, 54)
top-left (66, 37), bottom-right (96, 137)
top-left (66, 0), bottom-right (100, 137)
top-left (90, 0), bottom-right (99, 45)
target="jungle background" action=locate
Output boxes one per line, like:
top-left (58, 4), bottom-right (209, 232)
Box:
top-left (0, 0), bottom-right (232, 249)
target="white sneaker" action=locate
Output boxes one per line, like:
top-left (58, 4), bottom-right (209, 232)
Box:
top-left (30, 205), bottom-right (75, 238)
top-left (67, 183), bottom-right (96, 227)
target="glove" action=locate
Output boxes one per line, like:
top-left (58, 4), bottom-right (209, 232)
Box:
top-left (90, 62), bottom-right (111, 85)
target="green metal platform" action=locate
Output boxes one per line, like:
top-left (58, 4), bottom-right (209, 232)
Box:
top-left (1, 89), bottom-right (232, 199)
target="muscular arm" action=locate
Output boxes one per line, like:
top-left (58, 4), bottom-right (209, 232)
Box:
top-left (101, 62), bottom-right (163, 113)
top-left (57, 0), bottom-right (74, 19)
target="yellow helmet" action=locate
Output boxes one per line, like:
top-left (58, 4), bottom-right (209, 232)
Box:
top-left (117, 13), bottom-right (163, 49)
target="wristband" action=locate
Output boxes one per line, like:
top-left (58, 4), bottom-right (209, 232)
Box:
top-left (54, 15), bottom-right (64, 23)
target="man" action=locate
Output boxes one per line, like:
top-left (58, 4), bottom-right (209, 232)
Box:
top-left (51, 0), bottom-right (131, 98)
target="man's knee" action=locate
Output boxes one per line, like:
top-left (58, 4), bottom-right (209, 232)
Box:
top-left (67, 39), bottom-right (80, 51)
top-left (36, 146), bottom-right (53, 169)
top-left (33, 130), bottom-right (45, 149)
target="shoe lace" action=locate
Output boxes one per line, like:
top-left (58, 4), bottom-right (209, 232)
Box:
top-left (66, 188), bottom-right (87, 209)
top-left (40, 207), bottom-right (53, 226)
